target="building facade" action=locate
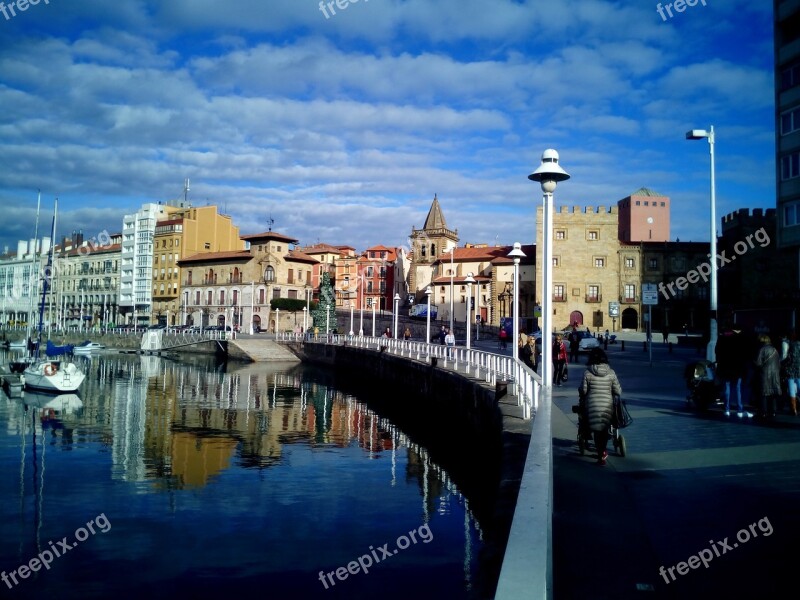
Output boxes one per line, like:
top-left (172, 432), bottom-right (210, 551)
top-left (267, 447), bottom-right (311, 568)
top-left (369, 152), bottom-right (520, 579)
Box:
top-left (408, 195), bottom-right (459, 300)
top-left (179, 231), bottom-right (319, 332)
top-left (774, 0), bottom-right (800, 306)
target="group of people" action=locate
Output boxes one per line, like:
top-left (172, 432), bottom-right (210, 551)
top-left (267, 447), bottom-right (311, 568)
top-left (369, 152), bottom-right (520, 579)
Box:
top-left (715, 325), bottom-right (800, 419)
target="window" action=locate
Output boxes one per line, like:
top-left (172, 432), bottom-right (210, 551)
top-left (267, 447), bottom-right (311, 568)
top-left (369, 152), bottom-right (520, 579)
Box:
top-left (625, 258), bottom-right (635, 269)
top-left (660, 202), bottom-right (666, 207)
top-left (366, 267), bottom-right (373, 278)
top-left (624, 284), bottom-right (635, 302)
top-left (367, 281), bottom-right (373, 293)
top-left (781, 151), bottom-right (800, 180)
top-left (587, 285), bottom-right (600, 301)
top-left (204, 242), bottom-right (210, 250)
top-left (233, 290), bottom-right (238, 305)
top-left (264, 265), bottom-right (275, 282)
top-left (287, 269), bottom-right (294, 284)
top-left (552, 257), bottom-right (559, 267)
top-left (644, 201), bottom-right (649, 206)
top-left (587, 230), bottom-right (599, 240)
top-left (635, 201), bottom-right (640, 206)
top-left (460, 295), bottom-right (465, 303)
top-left (554, 285), bottom-right (566, 301)
top-left (288, 290), bottom-right (297, 299)
top-left (276, 246), bottom-right (282, 253)
top-left (555, 230), bottom-right (566, 240)
top-left (594, 257), bottom-right (605, 268)
top-left (207, 291), bottom-right (212, 305)
top-left (219, 290), bottom-right (225, 305)
top-left (785, 201), bottom-right (800, 227)
top-left (259, 288), bottom-right (265, 304)
top-left (780, 59), bottom-right (800, 91)
top-left (648, 258), bottom-right (659, 270)
top-left (195, 291), bottom-right (200, 305)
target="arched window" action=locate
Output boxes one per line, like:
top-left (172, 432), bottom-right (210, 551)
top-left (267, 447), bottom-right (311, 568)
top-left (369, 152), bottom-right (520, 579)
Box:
top-left (264, 265), bottom-right (275, 282)
top-left (431, 244), bottom-right (436, 257)
top-left (421, 245), bottom-right (426, 257)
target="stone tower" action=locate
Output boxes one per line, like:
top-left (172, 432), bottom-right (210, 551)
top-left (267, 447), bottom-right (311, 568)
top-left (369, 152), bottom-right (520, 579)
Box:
top-left (408, 194), bottom-right (459, 299)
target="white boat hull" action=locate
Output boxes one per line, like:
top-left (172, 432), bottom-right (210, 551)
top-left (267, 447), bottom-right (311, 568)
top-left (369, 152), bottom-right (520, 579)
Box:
top-left (23, 361), bottom-right (85, 393)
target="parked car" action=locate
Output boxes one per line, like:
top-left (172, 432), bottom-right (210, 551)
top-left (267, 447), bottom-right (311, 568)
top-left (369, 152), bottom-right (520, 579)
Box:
top-left (576, 331), bottom-right (601, 352)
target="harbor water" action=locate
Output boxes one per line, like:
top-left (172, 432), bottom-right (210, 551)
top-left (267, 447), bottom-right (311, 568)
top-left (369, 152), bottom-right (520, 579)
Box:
top-left (0, 351), bottom-right (491, 599)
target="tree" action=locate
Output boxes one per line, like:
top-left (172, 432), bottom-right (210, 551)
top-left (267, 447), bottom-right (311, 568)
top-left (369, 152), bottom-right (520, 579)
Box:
top-left (311, 272), bottom-right (336, 331)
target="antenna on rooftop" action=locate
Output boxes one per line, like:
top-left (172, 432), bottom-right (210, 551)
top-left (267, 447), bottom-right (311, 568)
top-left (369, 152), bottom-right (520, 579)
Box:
top-left (268, 213), bottom-right (274, 232)
top-left (183, 178), bottom-right (190, 205)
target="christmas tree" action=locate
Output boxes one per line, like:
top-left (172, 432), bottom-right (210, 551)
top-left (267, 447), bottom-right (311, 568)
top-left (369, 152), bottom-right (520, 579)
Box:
top-left (311, 271), bottom-right (336, 332)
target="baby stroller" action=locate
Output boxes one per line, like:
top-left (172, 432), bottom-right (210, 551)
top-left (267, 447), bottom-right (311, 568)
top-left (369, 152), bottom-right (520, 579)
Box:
top-left (572, 396), bottom-right (629, 458)
top-left (684, 360), bottom-right (721, 411)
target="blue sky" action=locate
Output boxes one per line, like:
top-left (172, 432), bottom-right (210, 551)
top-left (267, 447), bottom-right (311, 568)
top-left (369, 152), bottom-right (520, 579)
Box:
top-left (0, 0), bottom-right (775, 254)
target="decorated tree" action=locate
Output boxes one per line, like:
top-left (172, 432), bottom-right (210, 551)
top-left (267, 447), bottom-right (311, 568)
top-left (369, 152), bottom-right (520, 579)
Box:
top-left (311, 272), bottom-right (336, 332)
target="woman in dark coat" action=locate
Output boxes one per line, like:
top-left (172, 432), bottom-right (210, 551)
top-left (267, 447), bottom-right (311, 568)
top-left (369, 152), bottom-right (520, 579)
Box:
top-left (755, 334), bottom-right (781, 418)
top-left (579, 348), bottom-right (622, 465)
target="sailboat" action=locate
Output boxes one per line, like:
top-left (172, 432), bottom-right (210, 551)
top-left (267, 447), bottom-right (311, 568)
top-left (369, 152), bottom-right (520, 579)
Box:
top-left (24, 199), bottom-right (86, 394)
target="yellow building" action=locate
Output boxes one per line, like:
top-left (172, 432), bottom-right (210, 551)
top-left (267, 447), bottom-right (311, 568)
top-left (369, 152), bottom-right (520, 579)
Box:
top-left (151, 206), bottom-right (243, 326)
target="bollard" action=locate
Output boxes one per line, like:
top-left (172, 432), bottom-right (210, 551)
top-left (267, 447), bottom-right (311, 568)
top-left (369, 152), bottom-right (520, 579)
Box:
top-left (668, 341), bottom-right (673, 353)
top-left (621, 340), bottom-right (625, 351)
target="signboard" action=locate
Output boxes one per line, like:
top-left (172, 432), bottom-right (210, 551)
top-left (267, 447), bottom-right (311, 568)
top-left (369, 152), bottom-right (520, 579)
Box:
top-left (608, 301), bottom-right (620, 317)
top-left (642, 283), bottom-right (659, 305)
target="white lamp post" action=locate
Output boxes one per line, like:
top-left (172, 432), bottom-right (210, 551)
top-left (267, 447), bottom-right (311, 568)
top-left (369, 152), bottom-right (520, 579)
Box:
top-left (686, 126), bottom-right (717, 362)
top-left (508, 242), bottom-right (527, 363)
top-left (425, 285), bottom-right (432, 345)
top-left (529, 149), bottom-right (570, 387)
top-left (464, 272), bottom-right (475, 349)
top-left (249, 281), bottom-right (255, 334)
top-left (275, 307), bottom-right (280, 335)
top-left (449, 246), bottom-right (455, 332)
top-left (359, 275), bottom-right (364, 336)
top-left (393, 293), bottom-right (400, 338)
top-left (303, 306), bottom-right (307, 333)
top-left (372, 301), bottom-right (376, 337)
top-left (349, 301), bottom-right (354, 336)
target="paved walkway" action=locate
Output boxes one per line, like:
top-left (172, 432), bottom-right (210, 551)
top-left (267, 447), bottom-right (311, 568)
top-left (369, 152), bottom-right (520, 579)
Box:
top-left (549, 339), bottom-right (800, 599)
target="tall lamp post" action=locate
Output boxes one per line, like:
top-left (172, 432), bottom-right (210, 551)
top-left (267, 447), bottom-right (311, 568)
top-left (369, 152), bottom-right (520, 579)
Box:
top-left (275, 307), bottom-right (280, 335)
top-left (358, 275), bottom-right (364, 336)
top-left (464, 272), bottom-right (475, 349)
top-left (349, 301), bottom-right (354, 336)
top-left (425, 285), bottom-right (432, 345)
top-left (449, 246), bottom-right (455, 332)
top-left (686, 126), bottom-right (717, 362)
top-left (529, 149), bottom-right (570, 387)
top-left (393, 293), bottom-right (401, 338)
top-left (508, 242), bottom-right (527, 363)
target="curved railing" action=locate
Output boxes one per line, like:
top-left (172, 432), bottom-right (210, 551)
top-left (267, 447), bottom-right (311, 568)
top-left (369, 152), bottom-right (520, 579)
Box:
top-left (276, 332), bottom-right (541, 419)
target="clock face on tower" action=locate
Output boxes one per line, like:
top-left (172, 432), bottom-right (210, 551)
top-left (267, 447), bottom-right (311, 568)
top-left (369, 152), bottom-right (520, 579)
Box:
top-left (646, 217), bottom-right (654, 224)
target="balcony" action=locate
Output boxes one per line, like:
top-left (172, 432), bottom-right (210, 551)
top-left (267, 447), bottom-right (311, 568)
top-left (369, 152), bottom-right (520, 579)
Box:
top-left (585, 294), bottom-right (602, 303)
top-left (553, 295), bottom-right (567, 302)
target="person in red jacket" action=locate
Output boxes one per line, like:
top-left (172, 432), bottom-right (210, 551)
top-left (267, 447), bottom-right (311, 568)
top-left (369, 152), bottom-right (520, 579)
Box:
top-left (553, 334), bottom-right (568, 386)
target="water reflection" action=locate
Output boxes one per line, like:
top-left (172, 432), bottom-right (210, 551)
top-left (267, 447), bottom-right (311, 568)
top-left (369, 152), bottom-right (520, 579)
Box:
top-left (0, 352), bottom-right (487, 599)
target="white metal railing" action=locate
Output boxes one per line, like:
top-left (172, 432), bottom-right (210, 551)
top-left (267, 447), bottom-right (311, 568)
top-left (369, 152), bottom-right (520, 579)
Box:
top-left (276, 332), bottom-right (541, 419)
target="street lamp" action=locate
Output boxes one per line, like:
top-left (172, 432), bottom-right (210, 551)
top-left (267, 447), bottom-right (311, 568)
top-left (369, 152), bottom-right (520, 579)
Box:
top-left (508, 242), bottom-right (527, 363)
top-left (349, 301), bottom-right (354, 336)
top-left (359, 275), bottom-right (364, 336)
top-left (449, 246), bottom-right (455, 333)
top-left (372, 301), bottom-right (376, 337)
top-left (686, 126), bottom-right (717, 362)
top-left (529, 149), bottom-right (570, 387)
top-left (393, 293), bottom-right (401, 339)
top-left (464, 272), bottom-right (475, 349)
top-left (303, 306), bottom-right (307, 332)
top-left (425, 285), bottom-right (432, 345)
top-left (275, 307), bottom-right (280, 335)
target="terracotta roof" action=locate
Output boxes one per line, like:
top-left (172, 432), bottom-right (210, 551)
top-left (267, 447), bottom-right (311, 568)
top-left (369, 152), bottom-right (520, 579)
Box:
top-left (285, 250), bottom-right (319, 264)
top-left (489, 244), bottom-right (536, 265)
top-left (240, 231), bottom-right (299, 244)
top-left (434, 244), bottom-right (535, 263)
top-left (299, 243), bottom-right (342, 255)
top-left (178, 250), bottom-right (252, 265)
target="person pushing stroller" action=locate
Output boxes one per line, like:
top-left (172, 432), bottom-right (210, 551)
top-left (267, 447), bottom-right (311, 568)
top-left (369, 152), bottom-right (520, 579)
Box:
top-left (578, 348), bottom-right (622, 466)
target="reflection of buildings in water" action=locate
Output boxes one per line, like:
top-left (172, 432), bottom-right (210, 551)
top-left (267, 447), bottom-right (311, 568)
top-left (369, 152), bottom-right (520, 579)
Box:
top-left (111, 359), bottom-right (148, 482)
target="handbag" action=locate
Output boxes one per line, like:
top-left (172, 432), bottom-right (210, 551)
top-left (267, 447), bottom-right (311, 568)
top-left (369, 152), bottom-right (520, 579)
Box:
top-left (613, 396), bottom-right (633, 429)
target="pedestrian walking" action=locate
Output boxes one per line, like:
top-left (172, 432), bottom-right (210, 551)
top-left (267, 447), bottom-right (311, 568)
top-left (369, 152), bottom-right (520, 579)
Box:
top-left (403, 327), bottom-right (412, 341)
top-left (715, 324), bottom-right (752, 418)
top-left (552, 334), bottom-right (568, 386)
top-left (499, 327), bottom-right (508, 350)
top-left (522, 336), bottom-right (537, 371)
top-left (438, 325), bottom-right (447, 345)
top-left (781, 329), bottom-right (800, 416)
top-left (662, 326), bottom-right (670, 343)
top-left (568, 327), bottom-right (579, 364)
top-left (755, 335), bottom-right (781, 419)
top-left (445, 328), bottom-right (455, 359)
top-left (579, 348), bottom-right (622, 466)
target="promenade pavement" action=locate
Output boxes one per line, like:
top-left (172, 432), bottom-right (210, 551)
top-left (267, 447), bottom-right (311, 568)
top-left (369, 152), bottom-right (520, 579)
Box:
top-left (542, 335), bottom-right (800, 600)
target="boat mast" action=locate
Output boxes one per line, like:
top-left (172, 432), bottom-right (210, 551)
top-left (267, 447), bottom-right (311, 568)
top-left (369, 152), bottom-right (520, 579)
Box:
top-left (34, 199), bottom-right (57, 360)
top-left (26, 190), bottom-right (42, 343)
